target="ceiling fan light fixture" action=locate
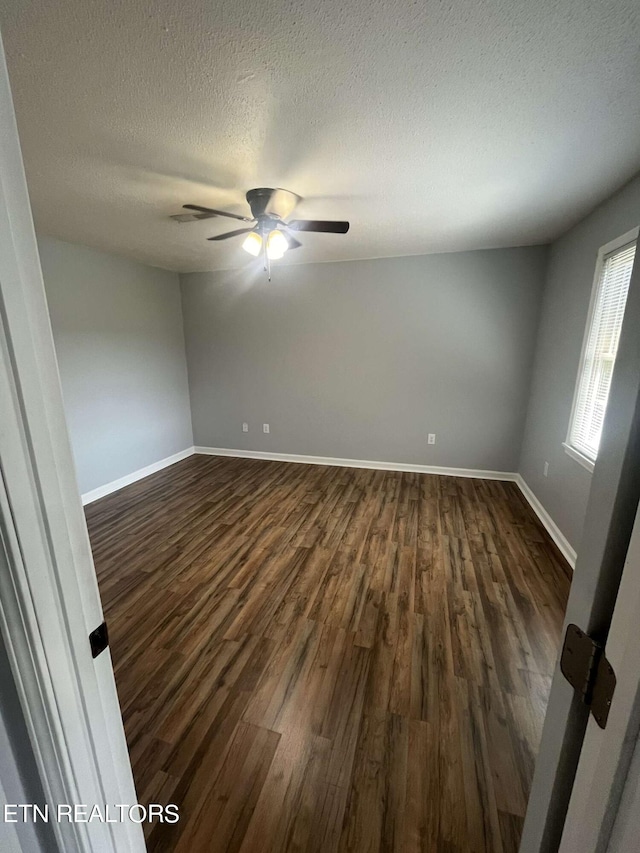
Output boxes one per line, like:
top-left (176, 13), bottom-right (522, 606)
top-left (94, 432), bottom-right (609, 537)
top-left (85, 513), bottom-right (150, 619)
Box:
top-left (242, 231), bottom-right (262, 256)
top-left (266, 229), bottom-right (288, 260)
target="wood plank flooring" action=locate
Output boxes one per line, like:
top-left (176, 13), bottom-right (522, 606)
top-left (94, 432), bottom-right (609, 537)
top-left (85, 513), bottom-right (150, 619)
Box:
top-left (86, 455), bottom-right (571, 853)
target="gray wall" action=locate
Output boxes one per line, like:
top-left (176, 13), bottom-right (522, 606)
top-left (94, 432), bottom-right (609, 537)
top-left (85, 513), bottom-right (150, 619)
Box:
top-left (519, 174), bottom-right (640, 551)
top-left (181, 246), bottom-right (548, 472)
top-left (39, 237), bottom-right (193, 495)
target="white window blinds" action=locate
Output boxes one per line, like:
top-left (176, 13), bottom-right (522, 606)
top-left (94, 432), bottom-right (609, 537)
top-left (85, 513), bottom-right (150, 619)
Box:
top-left (568, 239), bottom-right (637, 462)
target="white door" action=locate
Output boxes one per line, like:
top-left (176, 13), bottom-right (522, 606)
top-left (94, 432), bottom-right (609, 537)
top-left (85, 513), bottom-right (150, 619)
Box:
top-left (606, 719), bottom-right (640, 852)
top-left (559, 505), bottom-right (640, 852)
top-left (519, 227), bottom-right (640, 850)
top-left (0, 28), bottom-right (144, 853)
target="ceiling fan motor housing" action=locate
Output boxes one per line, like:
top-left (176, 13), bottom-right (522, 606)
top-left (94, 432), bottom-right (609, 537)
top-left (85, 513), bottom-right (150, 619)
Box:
top-left (246, 188), bottom-right (275, 219)
top-left (246, 187), bottom-right (300, 222)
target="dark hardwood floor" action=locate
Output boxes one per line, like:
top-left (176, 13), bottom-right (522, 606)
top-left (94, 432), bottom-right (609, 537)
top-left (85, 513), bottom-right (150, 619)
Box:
top-left (86, 454), bottom-right (571, 853)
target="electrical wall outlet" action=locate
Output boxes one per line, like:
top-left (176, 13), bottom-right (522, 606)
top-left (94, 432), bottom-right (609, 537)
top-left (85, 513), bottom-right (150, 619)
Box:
top-left (544, 461), bottom-right (549, 477)
top-left (428, 433), bottom-right (436, 445)
top-left (242, 422), bottom-right (249, 433)
top-left (263, 423), bottom-right (270, 434)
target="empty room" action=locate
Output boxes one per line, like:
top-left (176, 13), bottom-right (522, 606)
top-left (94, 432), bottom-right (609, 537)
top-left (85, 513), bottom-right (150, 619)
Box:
top-left (1, 2), bottom-right (640, 853)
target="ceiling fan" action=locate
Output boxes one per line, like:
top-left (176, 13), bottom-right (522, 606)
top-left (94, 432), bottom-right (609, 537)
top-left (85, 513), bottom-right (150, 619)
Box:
top-left (171, 187), bottom-right (349, 278)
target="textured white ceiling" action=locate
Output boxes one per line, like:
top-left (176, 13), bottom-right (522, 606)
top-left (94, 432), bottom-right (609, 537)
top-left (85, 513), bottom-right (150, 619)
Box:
top-left (1, 0), bottom-right (639, 272)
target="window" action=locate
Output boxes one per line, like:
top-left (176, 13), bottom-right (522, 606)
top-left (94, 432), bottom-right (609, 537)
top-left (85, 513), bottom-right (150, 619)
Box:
top-left (565, 228), bottom-right (638, 471)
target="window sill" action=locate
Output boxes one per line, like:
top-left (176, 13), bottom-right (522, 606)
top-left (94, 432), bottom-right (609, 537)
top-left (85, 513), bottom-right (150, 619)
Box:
top-left (563, 443), bottom-right (595, 473)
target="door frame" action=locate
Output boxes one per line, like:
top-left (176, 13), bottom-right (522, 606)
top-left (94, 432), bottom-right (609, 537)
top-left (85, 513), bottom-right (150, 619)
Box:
top-left (0, 31), bottom-right (143, 853)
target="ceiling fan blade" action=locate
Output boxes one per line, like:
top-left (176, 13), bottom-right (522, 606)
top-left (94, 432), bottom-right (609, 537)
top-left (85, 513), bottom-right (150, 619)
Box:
top-left (171, 211), bottom-right (219, 222)
top-left (207, 227), bottom-right (255, 241)
top-left (184, 204), bottom-right (253, 222)
top-left (281, 228), bottom-right (302, 250)
top-left (287, 220), bottom-right (350, 234)
top-left (264, 188), bottom-right (302, 220)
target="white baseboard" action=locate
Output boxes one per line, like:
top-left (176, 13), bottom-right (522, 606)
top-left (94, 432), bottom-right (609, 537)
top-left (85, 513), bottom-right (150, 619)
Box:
top-left (195, 448), bottom-right (575, 567)
top-left (194, 446), bottom-right (518, 482)
top-left (515, 474), bottom-right (577, 569)
top-left (80, 446), bottom-right (576, 569)
top-left (81, 447), bottom-right (195, 505)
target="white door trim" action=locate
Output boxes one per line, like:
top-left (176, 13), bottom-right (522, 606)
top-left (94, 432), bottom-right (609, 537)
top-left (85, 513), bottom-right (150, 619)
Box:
top-left (0, 30), bottom-right (143, 853)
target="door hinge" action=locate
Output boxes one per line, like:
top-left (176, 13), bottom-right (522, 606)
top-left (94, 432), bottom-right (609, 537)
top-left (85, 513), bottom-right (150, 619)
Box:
top-left (89, 621), bottom-right (109, 659)
top-left (560, 623), bottom-right (616, 729)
